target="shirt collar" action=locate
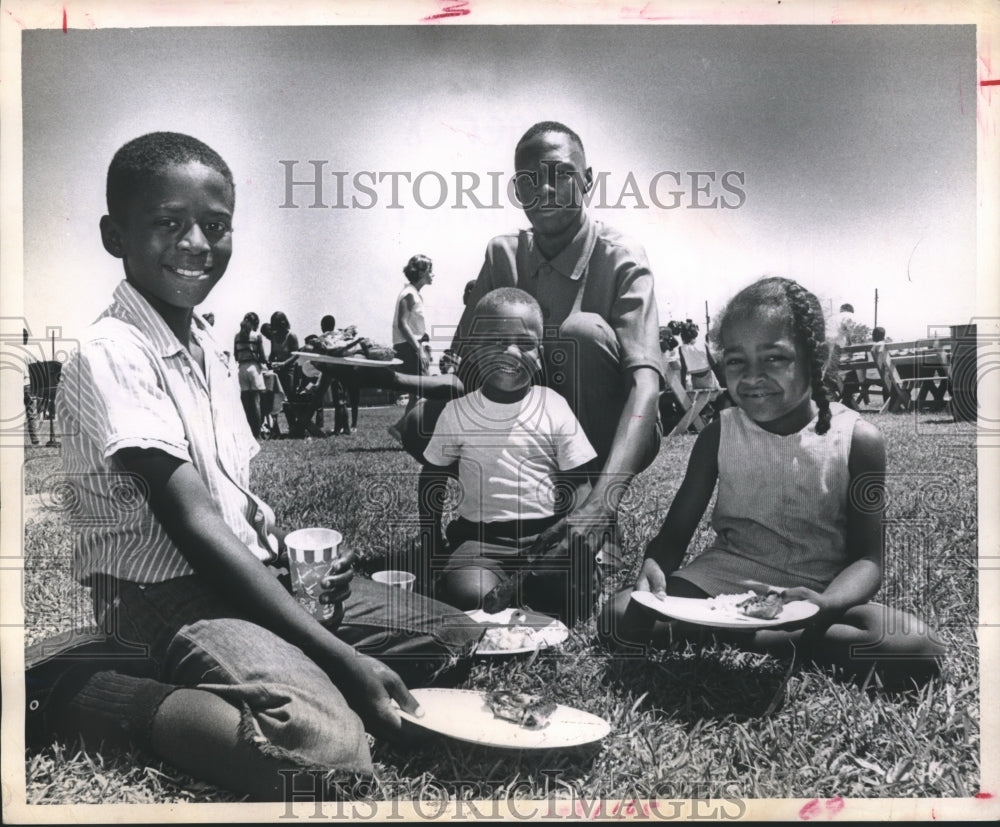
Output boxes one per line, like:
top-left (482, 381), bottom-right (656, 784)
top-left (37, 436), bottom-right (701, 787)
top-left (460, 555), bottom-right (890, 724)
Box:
top-left (111, 280), bottom-right (189, 358)
top-left (526, 212), bottom-right (598, 281)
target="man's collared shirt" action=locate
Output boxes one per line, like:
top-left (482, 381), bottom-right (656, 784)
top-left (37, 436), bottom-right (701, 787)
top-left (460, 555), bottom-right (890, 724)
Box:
top-left (464, 214), bottom-right (664, 378)
top-left (58, 280), bottom-right (277, 584)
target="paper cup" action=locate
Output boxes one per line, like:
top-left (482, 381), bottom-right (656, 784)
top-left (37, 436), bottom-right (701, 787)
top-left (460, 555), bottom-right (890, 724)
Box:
top-left (285, 528), bottom-right (344, 623)
top-left (372, 569), bottom-right (416, 592)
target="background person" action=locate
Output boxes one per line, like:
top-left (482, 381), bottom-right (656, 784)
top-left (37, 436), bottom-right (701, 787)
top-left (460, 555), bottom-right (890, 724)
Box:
top-left (388, 254), bottom-right (434, 442)
top-left (233, 311), bottom-right (267, 439)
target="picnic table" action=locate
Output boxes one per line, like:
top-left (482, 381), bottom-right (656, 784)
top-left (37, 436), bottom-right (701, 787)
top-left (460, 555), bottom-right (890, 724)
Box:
top-left (836, 324), bottom-right (977, 420)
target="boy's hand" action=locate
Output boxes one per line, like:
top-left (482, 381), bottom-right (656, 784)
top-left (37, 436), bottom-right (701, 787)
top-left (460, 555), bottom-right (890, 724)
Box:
top-left (319, 549), bottom-right (356, 603)
top-left (635, 558), bottom-right (668, 598)
top-left (338, 654), bottom-right (422, 740)
top-left (527, 505), bottom-right (615, 565)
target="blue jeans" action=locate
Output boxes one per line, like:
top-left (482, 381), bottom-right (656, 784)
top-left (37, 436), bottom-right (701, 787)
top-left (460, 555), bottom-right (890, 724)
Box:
top-left (92, 573), bottom-right (483, 773)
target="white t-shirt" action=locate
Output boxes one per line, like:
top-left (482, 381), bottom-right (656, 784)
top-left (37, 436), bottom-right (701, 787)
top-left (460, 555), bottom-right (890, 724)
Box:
top-left (392, 282), bottom-right (426, 346)
top-left (424, 386), bottom-right (597, 523)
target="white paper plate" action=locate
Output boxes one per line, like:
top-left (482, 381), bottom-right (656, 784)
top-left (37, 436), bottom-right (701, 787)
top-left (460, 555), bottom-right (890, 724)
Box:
top-left (398, 688), bottom-right (610, 749)
top-left (464, 608), bottom-right (569, 655)
top-left (630, 590), bottom-right (819, 629)
top-left (293, 351), bottom-right (402, 367)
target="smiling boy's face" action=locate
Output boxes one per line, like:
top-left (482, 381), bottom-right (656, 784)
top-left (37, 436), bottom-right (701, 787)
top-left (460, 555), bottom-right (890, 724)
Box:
top-left (100, 160), bottom-right (234, 311)
top-left (469, 302), bottom-right (543, 399)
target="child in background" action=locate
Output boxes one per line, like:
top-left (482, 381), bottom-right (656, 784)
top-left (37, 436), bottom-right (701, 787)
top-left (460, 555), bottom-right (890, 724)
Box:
top-left (677, 319), bottom-right (719, 391)
top-left (29, 132), bottom-right (481, 800)
top-left (234, 311), bottom-right (267, 438)
top-left (858, 325), bottom-right (887, 407)
top-left (602, 276), bottom-right (943, 687)
top-left (657, 326), bottom-right (685, 429)
top-left (423, 288), bottom-right (598, 622)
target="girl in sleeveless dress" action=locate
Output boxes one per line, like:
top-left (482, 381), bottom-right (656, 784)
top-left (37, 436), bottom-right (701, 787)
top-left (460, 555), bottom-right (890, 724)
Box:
top-left (602, 277), bottom-right (943, 687)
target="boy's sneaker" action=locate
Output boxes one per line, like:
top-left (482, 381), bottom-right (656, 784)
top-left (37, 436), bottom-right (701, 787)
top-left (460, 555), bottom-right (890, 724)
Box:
top-left (25, 628), bottom-right (152, 748)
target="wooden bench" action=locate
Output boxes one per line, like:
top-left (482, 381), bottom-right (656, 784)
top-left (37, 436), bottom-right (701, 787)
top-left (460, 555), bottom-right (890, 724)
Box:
top-left (837, 338), bottom-right (952, 414)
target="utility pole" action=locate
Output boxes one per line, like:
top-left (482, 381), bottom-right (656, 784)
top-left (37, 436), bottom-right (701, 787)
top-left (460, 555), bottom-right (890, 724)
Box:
top-left (873, 288), bottom-right (879, 329)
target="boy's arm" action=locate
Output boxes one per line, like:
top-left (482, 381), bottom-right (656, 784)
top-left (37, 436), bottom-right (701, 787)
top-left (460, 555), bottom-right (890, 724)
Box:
top-left (780, 419), bottom-right (885, 619)
top-left (115, 447), bottom-right (420, 737)
top-left (636, 420), bottom-right (720, 595)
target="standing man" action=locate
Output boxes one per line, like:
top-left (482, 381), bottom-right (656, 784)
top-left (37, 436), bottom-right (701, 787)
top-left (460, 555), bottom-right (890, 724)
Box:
top-left (402, 121), bottom-right (664, 618)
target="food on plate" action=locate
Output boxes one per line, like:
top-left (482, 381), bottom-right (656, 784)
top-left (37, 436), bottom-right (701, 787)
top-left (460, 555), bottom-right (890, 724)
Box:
top-left (480, 624), bottom-right (541, 652)
top-left (736, 592), bottom-right (785, 620)
top-left (359, 338), bottom-right (397, 362)
top-left (484, 690), bottom-right (556, 730)
top-left (705, 591), bottom-right (757, 613)
top-left (704, 590), bottom-right (785, 620)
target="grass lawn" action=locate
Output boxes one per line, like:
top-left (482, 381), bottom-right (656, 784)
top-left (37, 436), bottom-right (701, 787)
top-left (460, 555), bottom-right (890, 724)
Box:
top-left (21, 405), bottom-right (980, 804)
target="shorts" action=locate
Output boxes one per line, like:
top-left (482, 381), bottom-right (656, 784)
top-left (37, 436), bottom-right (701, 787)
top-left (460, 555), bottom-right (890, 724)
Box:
top-left (394, 341), bottom-right (426, 376)
top-left (238, 361), bottom-right (266, 391)
top-left (441, 516), bottom-right (599, 621)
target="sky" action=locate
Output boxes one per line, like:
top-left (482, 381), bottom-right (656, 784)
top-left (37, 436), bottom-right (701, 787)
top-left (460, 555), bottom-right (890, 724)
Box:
top-left (19, 23), bottom-right (978, 362)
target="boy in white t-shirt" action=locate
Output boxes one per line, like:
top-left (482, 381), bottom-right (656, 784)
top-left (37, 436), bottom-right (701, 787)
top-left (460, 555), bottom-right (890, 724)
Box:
top-left (423, 288), bottom-right (597, 620)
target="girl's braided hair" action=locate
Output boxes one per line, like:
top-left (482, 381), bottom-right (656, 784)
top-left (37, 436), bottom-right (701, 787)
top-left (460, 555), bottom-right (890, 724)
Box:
top-left (716, 276), bottom-right (833, 435)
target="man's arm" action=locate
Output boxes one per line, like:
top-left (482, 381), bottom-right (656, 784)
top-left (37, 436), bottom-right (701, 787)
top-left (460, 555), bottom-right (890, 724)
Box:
top-left (574, 364), bottom-right (661, 525)
top-left (115, 447), bottom-right (419, 736)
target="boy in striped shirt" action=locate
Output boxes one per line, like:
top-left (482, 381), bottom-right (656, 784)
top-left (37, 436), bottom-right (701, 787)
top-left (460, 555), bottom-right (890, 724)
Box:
top-left (30, 132), bottom-right (480, 799)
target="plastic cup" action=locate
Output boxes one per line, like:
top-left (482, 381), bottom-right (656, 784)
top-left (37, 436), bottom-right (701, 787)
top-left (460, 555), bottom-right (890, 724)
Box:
top-left (372, 569), bottom-right (416, 592)
top-left (285, 528), bottom-right (344, 623)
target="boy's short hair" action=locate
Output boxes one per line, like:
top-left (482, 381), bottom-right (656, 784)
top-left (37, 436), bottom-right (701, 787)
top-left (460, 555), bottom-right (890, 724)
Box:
top-left (839, 303), bottom-right (855, 313)
top-left (106, 132), bottom-right (234, 221)
top-left (872, 326), bottom-right (886, 341)
top-left (320, 314), bottom-right (336, 332)
top-left (472, 287), bottom-right (543, 333)
top-left (515, 121), bottom-right (585, 160)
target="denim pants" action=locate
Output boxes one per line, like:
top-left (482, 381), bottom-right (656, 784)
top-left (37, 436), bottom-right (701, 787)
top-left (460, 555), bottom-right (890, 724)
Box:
top-left (91, 573), bottom-right (483, 773)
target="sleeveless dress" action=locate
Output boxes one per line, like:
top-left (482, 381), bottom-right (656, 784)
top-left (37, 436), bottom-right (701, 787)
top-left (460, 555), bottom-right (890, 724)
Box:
top-left (673, 402), bottom-right (861, 595)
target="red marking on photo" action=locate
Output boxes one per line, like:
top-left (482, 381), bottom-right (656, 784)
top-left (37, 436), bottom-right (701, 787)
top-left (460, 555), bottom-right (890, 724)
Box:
top-left (62, 7), bottom-right (67, 32)
top-left (975, 792), bottom-right (994, 799)
top-left (981, 79), bottom-right (1000, 87)
top-left (799, 799), bottom-right (821, 819)
top-left (423, 0), bottom-right (471, 21)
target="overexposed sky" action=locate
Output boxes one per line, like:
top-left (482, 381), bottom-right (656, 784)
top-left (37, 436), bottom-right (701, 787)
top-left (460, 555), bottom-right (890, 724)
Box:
top-left (21, 24), bottom-right (976, 356)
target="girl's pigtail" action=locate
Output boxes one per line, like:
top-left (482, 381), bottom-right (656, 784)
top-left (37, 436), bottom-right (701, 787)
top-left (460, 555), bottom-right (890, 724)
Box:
top-left (782, 280), bottom-right (832, 435)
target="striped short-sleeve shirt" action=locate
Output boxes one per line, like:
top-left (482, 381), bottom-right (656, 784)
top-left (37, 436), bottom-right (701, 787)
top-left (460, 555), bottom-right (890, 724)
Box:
top-left (57, 280), bottom-right (278, 584)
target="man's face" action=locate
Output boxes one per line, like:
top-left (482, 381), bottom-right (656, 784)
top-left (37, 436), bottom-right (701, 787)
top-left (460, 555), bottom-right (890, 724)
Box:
top-left (513, 132), bottom-right (592, 240)
top-left (102, 160), bottom-right (234, 310)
